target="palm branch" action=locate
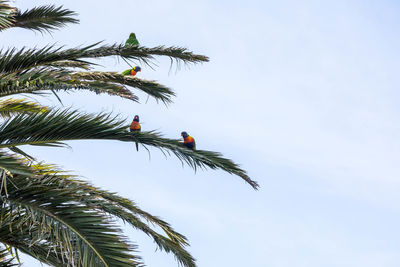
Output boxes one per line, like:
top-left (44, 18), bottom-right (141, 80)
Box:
top-left (0, 3), bottom-right (77, 32)
top-left (0, 44), bottom-right (208, 75)
top-left (0, 109), bottom-right (258, 189)
top-left (0, 165), bottom-right (196, 267)
top-left (12, 5), bottom-right (78, 33)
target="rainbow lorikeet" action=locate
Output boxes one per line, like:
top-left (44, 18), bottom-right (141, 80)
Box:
top-left (121, 66), bottom-right (141, 76)
top-left (181, 131), bottom-right (196, 150)
top-left (125, 33), bottom-right (139, 47)
top-left (130, 115), bottom-right (141, 151)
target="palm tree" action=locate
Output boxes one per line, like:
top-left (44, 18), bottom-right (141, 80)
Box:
top-left (0, 2), bottom-right (259, 266)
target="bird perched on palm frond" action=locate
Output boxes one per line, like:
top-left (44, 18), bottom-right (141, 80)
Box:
top-left (181, 131), bottom-right (196, 150)
top-left (121, 66), bottom-right (141, 76)
top-left (130, 115), bottom-right (141, 151)
top-left (125, 33), bottom-right (139, 47)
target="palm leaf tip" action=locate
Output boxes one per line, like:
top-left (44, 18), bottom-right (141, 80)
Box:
top-left (13, 5), bottom-right (78, 33)
top-left (0, 98), bottom-right (48, 118)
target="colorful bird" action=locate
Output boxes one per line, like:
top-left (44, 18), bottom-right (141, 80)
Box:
top-left (121, 66), bottom-right (141, 76)
top-left (130, 115), bottom-right (141, 151)
top-left (125, 33), bottom-right (139, 47)
top-left (181, 131), bottom-right (196, 150)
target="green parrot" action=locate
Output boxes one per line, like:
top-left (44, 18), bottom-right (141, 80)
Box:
top-left (125, 33), bottom-right (139, 47)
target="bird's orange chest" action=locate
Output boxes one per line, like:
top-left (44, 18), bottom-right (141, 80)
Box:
top-left (130, 121), bottom-right (141, 130)
top-left (184, 136), bottom-right (194, 143)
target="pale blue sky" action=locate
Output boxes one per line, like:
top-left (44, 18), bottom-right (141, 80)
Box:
top-left (3, 0), bottom-right (400, 266)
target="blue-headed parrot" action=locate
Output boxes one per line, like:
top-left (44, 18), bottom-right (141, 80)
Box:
top-left (122, 66), bottom-right (141, 76)
top-left (130, 115), bottom-right (141, 151)
top-left (181, 131), bottom-right (196, 150)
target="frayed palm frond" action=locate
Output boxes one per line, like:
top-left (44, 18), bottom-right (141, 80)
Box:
top-left (0, 109), bottom-right (258, 189)
top-left (0, 98), bottom-right (48, 118)
top-left (12, 5), bottom-right (78, 33)
top-left (73, 72), bottom-right (175, 104)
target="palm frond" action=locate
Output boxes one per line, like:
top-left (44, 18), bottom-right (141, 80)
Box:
top-left (0, 71), bottom-right (139, 102)
top-left (0, 169), bottom-right (197, 266)
top-left (0, 152), bottom-right (33, 176)
top-left (0, 208), bottom-right (107, 267)
top-left (0, 246), bottom-right (17, 267)
top-left (1, 233), bottom-right (65, 267)
top-left (47, 60), bottom-right (91, 70)
top-left (0, 110), bottom-right (259, 189)
top-left (8, 146), bottom-right (35, 161)
top-left (1, 174), bottom-right (142, 267)
top-left (73, 72), bottom-right (175, 104)
top-left (0, 98), bottom-right (48, 118)
top-left (0, 44), bottom-right (208, 75)
top-left (27, 169), bottom-right (196, 267)
top-left (0, 1), bottom-right (15, 31)
top-left (12, 5), bottom-right (78, 33)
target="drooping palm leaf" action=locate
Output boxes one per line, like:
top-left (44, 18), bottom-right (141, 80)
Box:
top-left (72, 71), bottom-right (175, 104)
top-left (0, 168), bottom-right (196, 267)
top-left (1, 175), bottom-right (142, 267)
top-left (0, 110), bottom-right (259, 189)
top-left (26, 168), bottom-right (195, 267)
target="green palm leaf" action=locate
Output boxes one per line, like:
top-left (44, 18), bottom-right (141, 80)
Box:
top-left (0, 152), bottom-right (33, 176)
top-left (0, 71), bottom-right (139, 102)
top-left (0, 44), bottom-right (208, 75)
top-left (72, 72), bottom-right (175, 104)
top-left (12, 5), bottom-right (78, 33)
top-left (30, 169), bottom-right (195, 266)
top-left (0, 168), bottom-right (196, 266)
top-left (1, 174), bottom-right (141, 267)
top-left (0, 98), bottom-right (48, 118)
top-left (0, 109), bottom-right (259, 189)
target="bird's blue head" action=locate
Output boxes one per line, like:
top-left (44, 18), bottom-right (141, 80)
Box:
top-left (134, 66), bottom-right (141, 72)
top-left (181, 131), bottom-right (188, 138)
top-left (134, 115), bottom-right (139, 122)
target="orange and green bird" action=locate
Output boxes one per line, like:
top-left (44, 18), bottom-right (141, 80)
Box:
top-left (130, 115), bottom-right (141, 151)
top-left (121, 66), bottom-right (141, 76)
top-left (181, 131), bottom-right (196, 150)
